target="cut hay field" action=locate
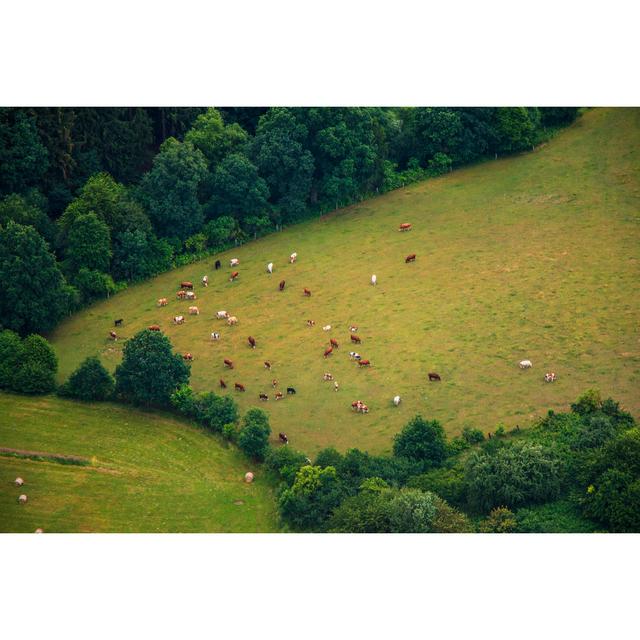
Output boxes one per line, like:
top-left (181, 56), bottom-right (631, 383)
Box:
top-left (49, 108), bottom-right (640, 456)
top-left (0, 393), bottom-right (279, 532)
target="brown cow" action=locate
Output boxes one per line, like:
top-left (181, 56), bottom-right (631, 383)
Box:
top-left (148, 325), bottom-right (161, 331)
top-left (224, 358), bottom-right (234, 369)
top-left (183, 353), bottom-right (193, 361)
top-left (399, 223), bottom-right (412, 231)
top-left (405, 253), bottom-right (416, 263)
top-left (109, 331), bottom-right (117, 340)
top-left (279, 280), bottom-right (286, 291)
top-left (176, 290), bottom-right (187, 299)
top-left (181, 281), bottom-right (194, 290)
top-left (428, 372), bottom-right (441, 381)
top-left (358, 359), bottom-right (371, 367)
top-left (220, 379), bottom-right (227, 389)
top-left (350, 334), bottom-right (362, 344)
top-left (275, 391), bottom-right (284, 400)
top-left (230, 271), bottom-right (239, 282)
top-left (248, 336), bottom-right (256, 349)
top-left (307, 320), bottom-right (315, 327)
top-left (324, 347), bottom-right (333, 358)
top-left (330, 338), bottom-right (339, 349)
top-left (272, 378), bottom-right (278, 388)
top-left (234, 382), bottom-right (246, 392)
top-left (188, 306), bottom-right (199, 315)
top-left (264, 361), bottom-right (272, 370)
top-left (279, 432), bottom-right (289, 444)
top-left (303, 288), bottom-right (311, 297)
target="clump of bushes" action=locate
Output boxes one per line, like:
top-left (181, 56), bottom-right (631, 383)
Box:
top-left (58, 356), bottom-right (114, 401)
top-left (0, 330), bottom-right (58, 394)
top-left (171, 385), bottom-right (239, 433)
top-left (237, 408), bottom-right (271, 461)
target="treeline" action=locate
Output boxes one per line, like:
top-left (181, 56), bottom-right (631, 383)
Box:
top-left (0, 107), bottom-right (579, 335)
top-left (2, 324), bottom-right (637, 533)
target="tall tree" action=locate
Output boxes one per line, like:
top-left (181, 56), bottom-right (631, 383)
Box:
top-left (0, 192), bottom-right (55, 244)
top-left (138, 138), bottom-right (208, 240)
top-left (65, 212), bottom-right (112, 273)
top-left (0, 221), bottom-right (72, 335)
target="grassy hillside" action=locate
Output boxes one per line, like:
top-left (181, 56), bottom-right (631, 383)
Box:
top-left (48, 108), bottom-right (640, 456)
top-left (0, 393), bottom-right (279, 532)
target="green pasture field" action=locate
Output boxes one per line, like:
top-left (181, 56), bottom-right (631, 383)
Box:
top-left (48, 108), bottom-right (640, 456)
top-left (0, 393), bottom-right (279, 532)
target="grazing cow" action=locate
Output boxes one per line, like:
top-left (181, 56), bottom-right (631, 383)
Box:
top-left (289, 252), bottom-right (297, 263)
top-left (349, 325), bottom-right (358, 333)
top-left (157, 298), bottom-right (168, 307)
top-left (230, 258), bottom-right (239, 267)
top-left (279, 432), bottom-right (289, 444)
top-left (224, 358), bottom-right (234, 369)
top-left (234, 382), bottom-right (246, 392)
top-left (358, 359), bottom-right (371, 367)
top-left (214, 259), bottom-right (221, 270)
top-left (544, 372), bottom-right (557, 383)
top-left (399, 223), bottom-right (412, 231)
top-left (330, 338), bottom-right (339, 349)
top-left (428, 372), bottom-right (441, 381)
top-left (275, 391), bottom-right (284, 400)
top-left (216, 310), bottom-right (229, 319)
top-left (349, 351), bottom-right (361, 360)
top-left (279, 279), bottom-right (286, 291)
top-left (227, 316), bottom-right (238, 325)
top-left (114, 318), bottom-right (123, 327)
top-left (287, 387), bottom-right (296, 395)
top-left (173, 315), bottom-right (185, 325)
top-left (185, 291), bottom-right (197, 300)
top-left (264, 361), bottom-right (272, 370)
top-left (334, 381), bottom-right (339, 392)
top-left (211, 331), bottom-right (220, 341)
top-left (350, 334), bottom-right (362, 344)
top-left (307, 320), bottom-right (315, 327)
top-left (202, 275), bottom-right (208, 287)
top-left (360, 404), bottom-right (369, 414)
top-left (109, 331), bottom-right (117, 340)
top-left (393, 395), bottom-right (401, 406)
top-left (303, 288), bottom-right (311, 297)
top-left (267, 262), bottom-right (273, 274)
top-left (272, 379), bottom-right (278, 388)
top-left (519, 360), bottom-right (533, 369)
top-left (351, 400), bottom-right (362, 411)
top-left (148, 325), bottom-right (161, 331)
top-left (322, 325), bottom-right (331, 332)
top-left (230, 271), bottom-right (239, 282)
top-left (183, 353), bottom-right (193, 361)
top-left (405, 253), bottom-right (416, 263)
top-left (248, 336), bottom-right (256, 349)
top-left (181, 281), bottom-right (194, 290)
top-left (371, 274), bottom-right (377, 285)
top-left (177, 290), bottom-right (187, 299)
top-left (259, 393), bottom-right (269, 401)
top-left (323, 372), bottom-right (334, 381)
top-left (324, 347), bottom-right (333, 358)
top-left (220, 379), bottom-right (227, 389)
top-left (188, 306), bottom-right (199, 315)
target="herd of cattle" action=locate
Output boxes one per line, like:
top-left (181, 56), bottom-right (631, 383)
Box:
top-left (106, 223), bottom-right (558, 445)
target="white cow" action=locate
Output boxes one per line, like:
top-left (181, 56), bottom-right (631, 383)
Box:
top-left (519, 359), bottom-right (533, 369)
top-left (267, 262), bottom-right (273, 274)
top-left (349, 351), bottom-right (361, 360)
top-left (322, 324), bottom-right (332, 331)
top-left (202, 275), bottom-right (209, 287)
top-left (371, 274), bottom-right (377, 285)
top-left (289, 252), bottom-right (297, 264)
top-left (334, 381), bottom-right (339, 392)
top-left (393, 395), bottom-right (401, 406)
top-left (216, 311), bottom-right (229, 319)
top-left (227, 316), bottom-right (238, 326)
top-left (230, 258), bottom-right (240, 267)
top-left (173, 315), bottom-right (185, 325)
top-left (211, 331), bottom-right (220, 341)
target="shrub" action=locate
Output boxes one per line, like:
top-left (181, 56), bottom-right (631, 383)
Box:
top-left (222, 423), bottom-right (238, 443)
top-left (237, 408), bottom-right (271, 460)
top-left (516, 500), bottom-right (599, 533)
top-left (265, 446), bottom-right (308, 485)
top-left (12, 334), bottom-right (58, 394)
top-left (315, 447), bottom-right (343, 469)
top-left (462, 427), bottom-right (485, 445)
top-left (0, 329), bottom-right (24, 390)
top-left (431, 496), bottom-right (473, 533)
top-left (407, 465), bottom-right (467, 508)
top-left (393, 415), bottom-right (448, 468)
top-left (478, 507), bottom-right (518, 533)
top-left (58, 356), bottom-right (114, 401)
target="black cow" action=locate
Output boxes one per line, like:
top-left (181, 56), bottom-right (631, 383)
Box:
top-left (114, 318), bottom-right (123, 327)
top-left (279, 432), bottom-right (289, 444)
top-left (214, 259), bottom-right (221, 270)
top-left (286, 387), bottom-right (296, 395)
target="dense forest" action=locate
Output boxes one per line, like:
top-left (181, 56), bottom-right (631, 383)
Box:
top-left (0, 107), bottom-right (579, 336)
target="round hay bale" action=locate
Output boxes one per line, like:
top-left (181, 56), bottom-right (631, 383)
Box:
top-left (18, 494), bottom-right (27, 504)
top-left (15, 477), bottom-right (24, 487)
top-left (34, 528), bottom-right (43, 534)
top-left (244, 472), bottom-right (254, 483)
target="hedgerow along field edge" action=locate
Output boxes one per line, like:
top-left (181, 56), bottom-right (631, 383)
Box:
top-left (48, 108), bottom-right (640, 456)
top-left (0, 393), bottom-right (279, 533)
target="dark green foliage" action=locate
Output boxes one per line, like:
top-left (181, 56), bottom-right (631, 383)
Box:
top-left (170, 385), bottom-right (239, 433)
top-left (314, 447), bottom-right (344, 469)
top-left (393, 415), bottom-right (449, 468)
top-left (115, 330), bottom-right (190, 406)
top-left (11, 334), bottom-right (58, 394)
top-left (431, 496), bottom-right (473, 533)
top-left (494, 107), bottom-right (536, 153)
top-left (462, 427), bottom-right (485, 444)
top-left (516, 500), bottom-right (598, 533)
top-left (111, 230), bottom-right (173, 281)
top-left (58, 356), bottom-right (114, 401)
top-left (0, 330), bottom-right (25, 390)
top-left (465, 442), bottom-right (563, 513)
top-left (138, 137), bottom-right (208, 240)
top-left (264, 446), bottom-right (309, 486)
top-left (478, 507), bottom-right (518, 533)
top-left (237, 408), bottom-right (271, 460)
top-left (65, 212), bottom-right (112, 274)
top-left (0, 221), bottom-right (72, 335)
top-left (202, 216), bottom-right (239, 250)
top-left (407, 465), bottom-right (467, 509)
top-left (0, 193), bottom-right (55, 244)
top-left (539, 108), bottom-right (579, 126)
top-left (278, 465), bottom-right (344, 531)
top-left (71, 268), bottom-right (117, 303)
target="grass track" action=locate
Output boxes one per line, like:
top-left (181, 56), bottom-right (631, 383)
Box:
top-left (0, 393), bottom-right (278, 532)
top-left (48, 108), bottom-right (640, 456)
